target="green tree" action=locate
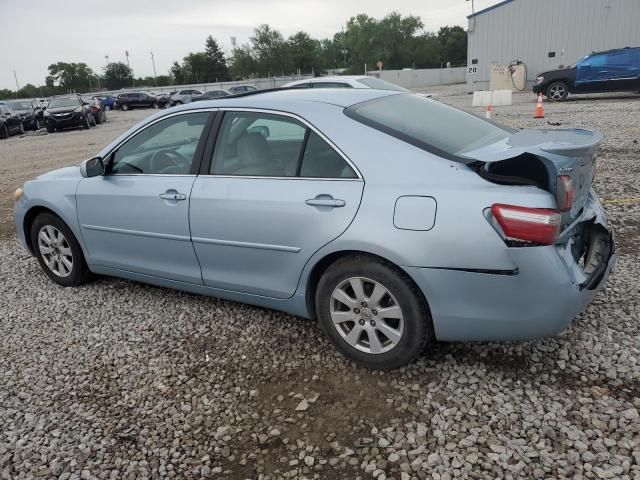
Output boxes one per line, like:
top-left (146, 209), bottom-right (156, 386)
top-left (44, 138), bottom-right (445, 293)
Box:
top-left (437, 26), bottom-right (467, 66)
top-left (204, 35), bottom-right (230, 81)
top-left (103, 62), bottom-right (134, 89)
top-left (288, 31), bottom-right (324, 74)
top-left (46, 62), bottom-right (96, 92)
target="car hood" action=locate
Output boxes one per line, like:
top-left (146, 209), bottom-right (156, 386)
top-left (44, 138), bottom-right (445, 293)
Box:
top-left (14, 108), bottom-right (33, 114)
top-left (537, 66), bottom-right (576, 78)
top-left (47, 106), bottom-right (79, 114)
top-left (36, 165), bottom-right (82, 180)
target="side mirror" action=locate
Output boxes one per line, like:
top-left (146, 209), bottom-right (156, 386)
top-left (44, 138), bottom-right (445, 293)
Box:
top-left (80, 157), bottom-right (105, 178)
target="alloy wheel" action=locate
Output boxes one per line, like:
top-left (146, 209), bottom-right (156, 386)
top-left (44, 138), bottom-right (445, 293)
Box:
top-left (38, 225), bottom-right (73, 278)
top-left (548, 84), bottom-right (566, 101)
top-left (330, 277), bottom-right (405, 354)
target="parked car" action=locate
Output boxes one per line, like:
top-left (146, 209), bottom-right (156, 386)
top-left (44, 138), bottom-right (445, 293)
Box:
top-left (283, 76), bottom-right (436, 98)
top-left (191, 90), bottom-right (231, 102)
top-left (7, 99), bottom-right (42, 130)
top-left (228, 85), bottom-right (258, 94)
top-left (82, 97), bottom-right (107, 124)
top-left (169, 89), bottom-right (203, 106)
top-left (43, 96), bottom-right (95, 133)
top-left (96, 95), bottom-right (116, 111)
top-left (155, 92), bottom-right (172, 108)
top-left (534, 46), bottom-right (640, 101)
top-left (0, 104), bottom-right (24, 138)
top-left (13, 89), bottom-right (616, 369)
top-left (114, 92), bottom-right (159, 111)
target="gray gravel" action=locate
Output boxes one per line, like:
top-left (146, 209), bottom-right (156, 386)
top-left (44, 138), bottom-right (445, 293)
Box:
top-left (1, 89), bottom-right (639, 479)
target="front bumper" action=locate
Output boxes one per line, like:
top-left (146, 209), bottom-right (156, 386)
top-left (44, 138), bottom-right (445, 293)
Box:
top-left (45, 112), bottom-right (83, 127)
top-left (405, 196), bottom-right (616, 342)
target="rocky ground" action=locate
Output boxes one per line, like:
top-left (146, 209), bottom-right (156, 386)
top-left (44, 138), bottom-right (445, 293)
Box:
top-left (0, 89), bottom-right (639, 480)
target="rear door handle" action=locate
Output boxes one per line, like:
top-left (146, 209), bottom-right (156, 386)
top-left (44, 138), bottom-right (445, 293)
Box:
top-left (305, 198), bottom-right (346, 208)
top-left (159, 191), bottom-right (187, 201)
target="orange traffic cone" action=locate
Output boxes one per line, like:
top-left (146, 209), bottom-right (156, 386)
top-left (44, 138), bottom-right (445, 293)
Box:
top-left (534, 93), bottom-right (544, 118)
top-left (485, 104), bottom-right (493, 120)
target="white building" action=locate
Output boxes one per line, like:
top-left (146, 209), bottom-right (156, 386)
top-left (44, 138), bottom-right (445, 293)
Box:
top-left (466, 0), bottom-right (640, 91)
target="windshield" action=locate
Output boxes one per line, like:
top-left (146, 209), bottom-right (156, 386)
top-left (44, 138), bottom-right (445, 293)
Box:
top-left (48, 97), bottom-right (80, 108)
top-left (8, 101), bottom-right (32, 110)
top-left (356, 77), bottom-right (407, 92)
top-left (345, 94), bottom-right (513, 162)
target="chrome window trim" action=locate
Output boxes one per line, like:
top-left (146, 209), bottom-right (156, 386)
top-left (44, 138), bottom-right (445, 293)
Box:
top-left (211, 107), bottom-right (364, 181)
top-left (103, 108), bottom-right (218, 175)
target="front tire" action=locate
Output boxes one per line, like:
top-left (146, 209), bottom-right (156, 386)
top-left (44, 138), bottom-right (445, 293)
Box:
top-left (316, 255), bottom-right (433, 369)
top-left (46, 126), bottom-right (55, 133)
top-left (546, 81), bottom-right (569, 102)
top-left (121, 103), bottom-right (130, 111)
top-left (30, 213), bottom-right (92, 287)
top-left (0, 124), bottom-right (8, 139)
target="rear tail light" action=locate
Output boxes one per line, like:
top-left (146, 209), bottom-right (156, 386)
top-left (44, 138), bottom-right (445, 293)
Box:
top-left (556, 175), bottom-right (574, 212)
top-left (491, 204), bottom-right (561, 245)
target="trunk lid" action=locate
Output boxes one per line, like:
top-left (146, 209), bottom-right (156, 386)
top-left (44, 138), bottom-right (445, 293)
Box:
top-left (463, 128), bottom-right (602, 226)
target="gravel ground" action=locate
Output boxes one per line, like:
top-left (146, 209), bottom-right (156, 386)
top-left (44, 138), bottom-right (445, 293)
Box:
top-left (1, 90), bottom-right (639, 480)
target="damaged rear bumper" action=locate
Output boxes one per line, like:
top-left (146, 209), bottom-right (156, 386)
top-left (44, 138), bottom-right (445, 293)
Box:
top-left (404, 190), bottom-right (616, 342)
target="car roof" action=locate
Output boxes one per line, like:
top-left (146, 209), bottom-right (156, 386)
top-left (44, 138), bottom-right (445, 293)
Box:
top-left (171, 88), bottom-right (401, 111)
top-left (590, 46), bottom-right (640, 55)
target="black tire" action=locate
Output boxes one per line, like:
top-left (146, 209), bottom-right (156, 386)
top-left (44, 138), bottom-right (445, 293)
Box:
top-left (315, 255), bottom-right (433, 370)
top-left (82, 114), bottom-right (90, 129)
top-left (0, 124), bottom-right (8, 139)
top-left (546, 81), bottom-right (569, 102)
top-left (46, 126), bottom-right (55, 134)
top-left (121, 103), bottom-right (129, 111)
top-left (30, 212), bottom-right (92, 287)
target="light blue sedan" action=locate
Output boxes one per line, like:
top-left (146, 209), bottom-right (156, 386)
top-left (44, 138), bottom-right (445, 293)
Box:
top-left (13, 88), bottom-right (616, 369)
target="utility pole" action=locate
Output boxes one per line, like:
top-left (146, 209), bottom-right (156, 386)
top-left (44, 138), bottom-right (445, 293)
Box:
top-left (12, 70), bottom-right (20, 96)
top-left (105, 55), bottom-right (109, 66)
top-left (150, 50), bottom-right (158, 86)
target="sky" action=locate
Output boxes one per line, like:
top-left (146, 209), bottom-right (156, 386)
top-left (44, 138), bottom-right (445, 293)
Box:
top-left (0, 0), bottom-right (502, 90)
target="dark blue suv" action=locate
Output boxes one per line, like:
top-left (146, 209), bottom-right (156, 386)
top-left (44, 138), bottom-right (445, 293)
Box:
top-left (533, 47), bottom-right (640, 101)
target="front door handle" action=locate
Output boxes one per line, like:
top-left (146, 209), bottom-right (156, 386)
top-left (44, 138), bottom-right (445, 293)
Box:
top-left (305, 197), bottom-right (346, 208)
top-left (159, 191), bottom-right (186, 201)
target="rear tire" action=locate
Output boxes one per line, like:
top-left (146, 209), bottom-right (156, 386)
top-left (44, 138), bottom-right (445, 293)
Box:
top-left (546, 81), bottom-right (569, 102)
top-left (315, 255), bottom-right (433, 369)
top-left (30, 213), bottom-right (92, 287)
top-left (46, 126), bottom-right (55, 133)
top-left (0, 124), bottom-right (8, 139)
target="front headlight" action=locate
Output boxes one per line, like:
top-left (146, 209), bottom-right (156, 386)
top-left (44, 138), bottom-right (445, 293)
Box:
top-left (535, 76), bottom-right (544, 84)
top-left (14, 187), bottom-right (23, 202)
top-left (74, 107), bottom-right (83, 113)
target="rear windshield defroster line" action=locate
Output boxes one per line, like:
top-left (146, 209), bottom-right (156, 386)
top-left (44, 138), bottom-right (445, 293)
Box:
top-left (344, 93), bottom-right (514, 165)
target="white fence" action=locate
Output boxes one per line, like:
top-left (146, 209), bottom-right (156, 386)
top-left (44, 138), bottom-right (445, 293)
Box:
top-left (92, 74), bottom-right (314, 97)
top-left (369, 67), bottom-right (467, 89)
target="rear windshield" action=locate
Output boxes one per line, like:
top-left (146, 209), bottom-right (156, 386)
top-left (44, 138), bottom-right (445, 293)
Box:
top-left (345, 94), bottom-right (513, 162)
top-left (356, 77), bottom-right (407, 92)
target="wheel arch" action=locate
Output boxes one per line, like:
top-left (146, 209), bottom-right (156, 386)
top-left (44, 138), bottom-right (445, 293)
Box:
top-left (22, 205), bottom-right (85, 257)
top-left (304, 249), bottom-right (431, 320)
